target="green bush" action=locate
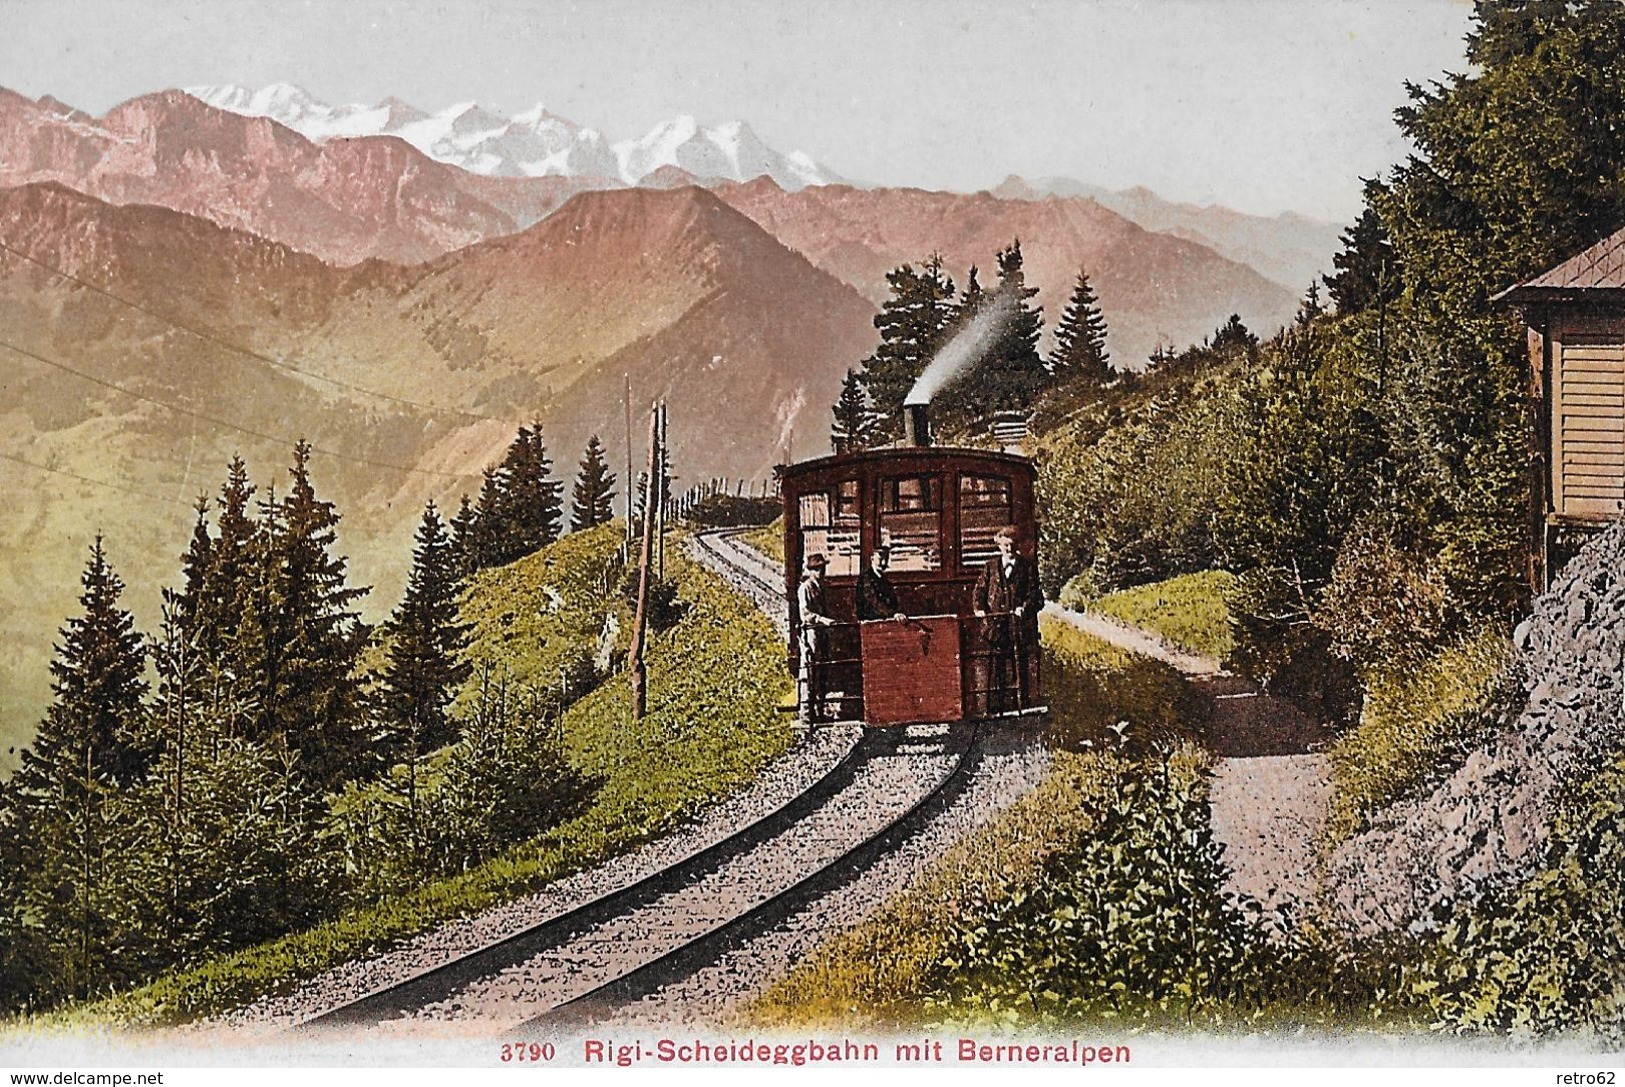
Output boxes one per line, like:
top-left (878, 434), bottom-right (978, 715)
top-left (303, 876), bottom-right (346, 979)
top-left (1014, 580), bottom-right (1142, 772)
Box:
top-left (1324, 626), bottom-right (1516, 845)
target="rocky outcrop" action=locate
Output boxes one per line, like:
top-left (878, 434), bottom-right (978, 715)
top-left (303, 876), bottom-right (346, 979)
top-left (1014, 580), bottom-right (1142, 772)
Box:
top-left (1325, 521), bottom-right (1625, 937)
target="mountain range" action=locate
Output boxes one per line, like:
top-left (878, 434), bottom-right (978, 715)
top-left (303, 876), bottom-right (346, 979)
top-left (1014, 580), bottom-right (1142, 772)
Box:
top-left (187, 83), bottom-right (844, 191)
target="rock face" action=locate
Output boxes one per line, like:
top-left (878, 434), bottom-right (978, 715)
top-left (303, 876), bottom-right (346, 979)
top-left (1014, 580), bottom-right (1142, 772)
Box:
top-left (1325, 521), bottom-right (1625, 937)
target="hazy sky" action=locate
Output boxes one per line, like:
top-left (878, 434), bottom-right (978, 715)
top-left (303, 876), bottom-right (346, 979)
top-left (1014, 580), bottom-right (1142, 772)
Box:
top-left (4, 0), bottom-right (1478, 222)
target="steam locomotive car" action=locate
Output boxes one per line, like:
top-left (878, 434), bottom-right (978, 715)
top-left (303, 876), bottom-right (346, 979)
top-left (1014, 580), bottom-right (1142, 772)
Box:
top-left (778, 408), bottom-right (1043, 726)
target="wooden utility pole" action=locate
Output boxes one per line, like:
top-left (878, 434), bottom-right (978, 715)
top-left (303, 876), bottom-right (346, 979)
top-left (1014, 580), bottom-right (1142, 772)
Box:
top-left (623, 374), bottom-right (634, 543)
top-left (656, 400), bottom-right (668, 580)
top-left (629, 404), bottom-right (660, 719)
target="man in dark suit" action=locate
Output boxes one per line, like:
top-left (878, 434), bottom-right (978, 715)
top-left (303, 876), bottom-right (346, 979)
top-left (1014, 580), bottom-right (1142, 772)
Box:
top-left (973, 525), bottom-right (1042, 709)
top-left (856, 541), bottom-right (906, 622)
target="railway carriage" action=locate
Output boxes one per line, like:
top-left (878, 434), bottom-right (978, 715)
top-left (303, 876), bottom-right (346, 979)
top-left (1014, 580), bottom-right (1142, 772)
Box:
top-left (778, 415), bottom-right (1043, 726)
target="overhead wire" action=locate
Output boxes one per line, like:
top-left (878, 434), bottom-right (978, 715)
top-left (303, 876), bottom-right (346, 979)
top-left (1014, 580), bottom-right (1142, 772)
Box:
top-left (0, 448), bottom-right (195, 508)
top-left (0, 237), bottom-right (617, 434)
top-left (0, 337), bottom-right (482, 481)
top-left (0, 236), bottom-right (533, 430)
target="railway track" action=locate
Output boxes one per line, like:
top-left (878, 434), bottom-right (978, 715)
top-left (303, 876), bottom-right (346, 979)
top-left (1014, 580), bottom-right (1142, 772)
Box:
top-left (290, 528), bottom-right (981, 1035)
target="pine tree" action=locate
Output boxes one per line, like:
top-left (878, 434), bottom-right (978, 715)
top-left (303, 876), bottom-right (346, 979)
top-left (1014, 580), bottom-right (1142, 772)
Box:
top-left (830, 368), bottom-right (878, 454)
top-left (192, 456), bottom-right (257, 663)
top-left (449, 492), bottom-right (480, 580)
top-left (1296, 281), bottom-right (1326, 327)
top-left (1323, 204), bottom-right (1400, 314)
top-left (858, 254), bottom-right (958, 442)
top-left (1049, 266), bottom-right (1111, 387)
top-left (1211, 313), bottom-right (1260, 358)
top-left (469, 467), bottom-right (506, 571)
top-left (960, 265), bottom-right (984, 313)
top-left (570, 435), bottom-right (617, 531)
top-left (977, 239), bottom-right (1046, 414)
top-left (19, 538), bottom-right (151, 790)
top-left (489, 424), bottom-right (564, 565)
top-left (254, 441), bottom-right (374, 789)
top-left (383, 502), bottom-right (473, 754)
top-left (8, 537), bottom-right (151, 1001)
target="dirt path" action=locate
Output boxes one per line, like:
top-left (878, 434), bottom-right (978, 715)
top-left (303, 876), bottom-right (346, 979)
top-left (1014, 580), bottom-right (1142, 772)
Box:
top-left (1043, 603), bottom-right (1333, 919)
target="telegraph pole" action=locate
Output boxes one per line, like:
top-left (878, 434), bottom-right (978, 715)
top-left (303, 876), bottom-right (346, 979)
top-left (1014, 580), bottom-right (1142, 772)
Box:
top-left (629, 404), bottom-right (660, 719)
top-left (656, 400), bottom-right (668, 580)
top-left (623, 374), bottom-right (634, 544)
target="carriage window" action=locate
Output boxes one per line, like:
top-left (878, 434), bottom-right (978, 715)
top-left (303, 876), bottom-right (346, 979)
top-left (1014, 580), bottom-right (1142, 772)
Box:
top-left (879, 475), bottom-right (942, 571)
top-left (960, 474), bottom-right (1013, 569)
top-left (799, 482), bottom-right (860, 576)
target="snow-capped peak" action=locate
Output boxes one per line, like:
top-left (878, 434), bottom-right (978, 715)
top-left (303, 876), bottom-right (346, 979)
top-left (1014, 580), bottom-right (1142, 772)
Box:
top-left (181, 84), bottom-right (846, 188)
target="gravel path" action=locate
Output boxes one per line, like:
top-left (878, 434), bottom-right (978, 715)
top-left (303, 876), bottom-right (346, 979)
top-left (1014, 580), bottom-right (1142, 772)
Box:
top-left (1044, 602), bottom-right (1332, 919)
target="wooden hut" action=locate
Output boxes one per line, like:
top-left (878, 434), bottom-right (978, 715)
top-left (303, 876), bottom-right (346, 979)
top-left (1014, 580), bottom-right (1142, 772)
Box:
top-left (1497, 224), bottom-right (1625, 587)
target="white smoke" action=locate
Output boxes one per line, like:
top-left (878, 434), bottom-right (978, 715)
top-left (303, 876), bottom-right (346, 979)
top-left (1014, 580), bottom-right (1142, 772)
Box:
top-left (904, 283), bottom-right (1018, 407)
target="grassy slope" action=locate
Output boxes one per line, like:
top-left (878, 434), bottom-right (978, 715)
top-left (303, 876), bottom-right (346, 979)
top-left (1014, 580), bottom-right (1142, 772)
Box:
top-left (1064, 569), bottom-right (1238, 662)
top-left (739, 518), bottom-right (785, 566)
top-left (41, 528), bottom-right (792, 1028)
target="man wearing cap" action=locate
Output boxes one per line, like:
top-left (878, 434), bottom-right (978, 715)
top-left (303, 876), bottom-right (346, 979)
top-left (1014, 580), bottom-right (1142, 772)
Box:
top-left (797, 552), bottom-right (836, 720)
top-left (856, 539), bottom-right (907, 622)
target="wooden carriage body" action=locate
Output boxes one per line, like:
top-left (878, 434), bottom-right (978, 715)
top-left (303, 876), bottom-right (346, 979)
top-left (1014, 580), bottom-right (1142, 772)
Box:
top-left (778, 445), bottom-right (1040, 725)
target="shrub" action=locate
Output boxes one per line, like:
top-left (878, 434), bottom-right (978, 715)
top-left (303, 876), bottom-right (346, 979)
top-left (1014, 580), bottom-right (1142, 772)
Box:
top-left (1316, 521), bottom-right (1449, 669)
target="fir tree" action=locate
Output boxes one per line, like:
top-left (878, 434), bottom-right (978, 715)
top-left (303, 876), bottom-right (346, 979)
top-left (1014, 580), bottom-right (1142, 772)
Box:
top-left (489, 424), bottom-right (564, 565)
top-left (1211, 313), bottom-right (1260, 358)
top-left (858, 254), bottom-right (958, 442)
top-left (7, 537), bottom-right (151, 1001)
top-left (830, 368), bottom-right (878, 454)
top-left (383, 502), bottom-right (473, 754)
top-left (18, 537), bottom-right (150, 790)
top-left (977, 239), bottom-right (1046, 414)
top-left (192, 455), bottom-right (257, 665)
top-left (1049, 266), bottom-right (1111, 387)
top-left (1324, 203), bottom-right (1401, 314)
top-left (449, 492), bottom-right (480, 580)
top-left (570, 435), bottom-right (617, 531)
top-left (469, 467), bottom-right (506, 571)
top-left (960, 265), bottom-right (984, 313)
top-left (254, 441), bottom-right (374, 789)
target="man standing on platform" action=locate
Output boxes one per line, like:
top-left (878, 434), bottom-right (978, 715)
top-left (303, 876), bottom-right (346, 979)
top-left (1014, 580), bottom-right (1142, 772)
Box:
top-left (856, 538), bottom-right (907, 622)
top-left (797, 552), bottom-right (835, 721)
top-left (973, 525), bottom-right (1042, 709)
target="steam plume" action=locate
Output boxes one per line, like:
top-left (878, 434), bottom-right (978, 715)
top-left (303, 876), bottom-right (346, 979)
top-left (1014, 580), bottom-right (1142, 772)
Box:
top-left (904, 282), bottom-right (1018, 407)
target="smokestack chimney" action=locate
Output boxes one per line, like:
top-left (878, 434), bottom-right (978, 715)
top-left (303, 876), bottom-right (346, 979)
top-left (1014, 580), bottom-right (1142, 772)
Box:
top-left (903, 402), bottom-right (931, 447)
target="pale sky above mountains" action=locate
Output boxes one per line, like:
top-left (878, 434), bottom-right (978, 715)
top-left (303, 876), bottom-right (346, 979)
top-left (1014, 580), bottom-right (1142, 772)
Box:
top-left (5, 0), bottom-right (1476, 222)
